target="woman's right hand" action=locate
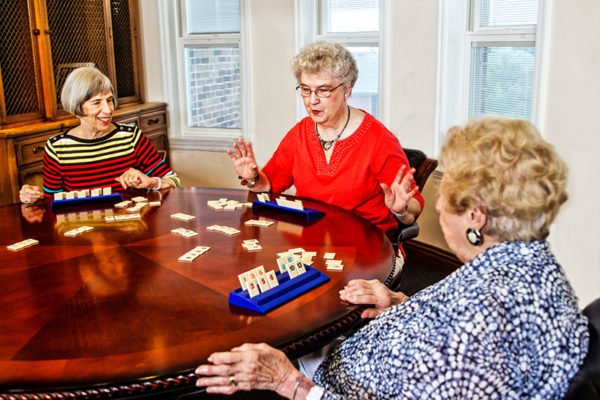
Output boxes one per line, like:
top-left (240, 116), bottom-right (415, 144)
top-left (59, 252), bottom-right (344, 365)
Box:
top-left (19, 184), bottom-right (44, 204)
top-left (227, 139), bottom-right (259, 180)
top-left (339, 279), bottom-right (409, 319)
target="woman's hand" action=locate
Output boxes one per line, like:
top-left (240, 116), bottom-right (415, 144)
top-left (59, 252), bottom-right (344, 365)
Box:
top-left (195, 343), bottom-right (307, 398)
top-left (116, 168), bottom-right (161, 190)
top-left (19, 184), bottom-right (44, 204)
top-left (339, 279), bottom-right (409, 319)
top-left (228, 139), bottom-right (260, 181)
top-left (380, 165), bottom-right (419, 224)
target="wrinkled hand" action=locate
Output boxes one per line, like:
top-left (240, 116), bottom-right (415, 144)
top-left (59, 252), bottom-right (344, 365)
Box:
top-left (195, 343), bottom-right (300, 396)
top-left (227, 139), bottom-right (259, 181)
top-left (380, 165), bottom-right (418, 215)
top-left (19, 184), bottom-right (44, 204)
top-left (115, 168), bottom-right (157, 190)
top-left (339, 279), bottom-right (408, 319)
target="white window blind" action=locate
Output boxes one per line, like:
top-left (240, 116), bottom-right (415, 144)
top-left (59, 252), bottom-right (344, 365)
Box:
top-left (186, 0), bottom-right (239, 34)
top-left (467, 0), bottom-right (539, 121)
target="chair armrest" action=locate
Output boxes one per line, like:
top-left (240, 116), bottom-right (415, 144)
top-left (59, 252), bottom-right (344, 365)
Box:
top-left (397, 223), bottom-right (420, 243)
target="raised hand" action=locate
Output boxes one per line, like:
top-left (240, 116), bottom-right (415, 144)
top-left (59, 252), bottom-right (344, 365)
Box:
top-left (380, 165), bottom-right (418, 218)
top-left (227, 138), bottom-right (260, 181)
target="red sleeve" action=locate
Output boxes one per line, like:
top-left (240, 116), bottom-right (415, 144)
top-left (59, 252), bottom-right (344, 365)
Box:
top-left (133, 128), bottom-right (175, 178)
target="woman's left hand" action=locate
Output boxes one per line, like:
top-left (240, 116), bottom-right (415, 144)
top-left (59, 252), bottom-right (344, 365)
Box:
top-left (195, 343), bottom-right (302, 397)
top-left (115, 168), bottom-right (159, 190)
top-left (380, 165), bottom-right (418, 221)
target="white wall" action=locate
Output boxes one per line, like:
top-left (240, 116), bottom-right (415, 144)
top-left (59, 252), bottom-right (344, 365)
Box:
top-left (139, 0), bottom-right (600, 306)
top-left (539, 0), bottom-right (600, 307)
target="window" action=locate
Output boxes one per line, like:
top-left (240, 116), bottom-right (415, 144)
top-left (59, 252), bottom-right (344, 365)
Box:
top-left (183, 1), bottom-right (241, 129)
top-left (160, 0), bottom-right (248, 150)
top-left (437, 0), bottom-right (544, 146)
top-left (296, 0), bottom-right (382, 118)
top-left (467, 0), bottom-right (539, 120)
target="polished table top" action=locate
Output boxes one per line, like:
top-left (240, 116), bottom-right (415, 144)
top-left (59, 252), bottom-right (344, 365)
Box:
top-left (0, 188), bottom-right (394, 398)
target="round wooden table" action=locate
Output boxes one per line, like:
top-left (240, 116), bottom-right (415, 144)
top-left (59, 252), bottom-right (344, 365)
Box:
top-left (0, 188), bottom-right (394, 399)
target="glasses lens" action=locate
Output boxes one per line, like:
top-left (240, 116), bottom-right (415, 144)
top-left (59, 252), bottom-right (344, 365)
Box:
top-left (316, 88), bottom-right (331, 98)
top-left (297, 86), bottom-right (309, 97)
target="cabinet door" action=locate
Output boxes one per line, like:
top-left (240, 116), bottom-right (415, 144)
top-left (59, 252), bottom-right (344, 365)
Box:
top-left (45, 0), bottom-right (112, 116)
top-left (0, 0), bottom-right (140, 128)
top-left (0, 0), bottom-right (45, 125)
top-left (45, 0), bottom-right (140, 112)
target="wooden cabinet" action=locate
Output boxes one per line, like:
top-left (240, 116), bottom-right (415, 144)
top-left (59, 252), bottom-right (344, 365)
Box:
top-left (0, 103), bottom-right (170, 206)
top-left (0, 0), bottom-right (140, 128)
top-left (0, 0), bottom-right (172, 207)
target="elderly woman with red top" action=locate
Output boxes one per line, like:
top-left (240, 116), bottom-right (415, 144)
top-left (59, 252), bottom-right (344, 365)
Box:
top-left (19, 67), bottom-right (180, 204)
top-left (229, 40), bottom-right (423, 266)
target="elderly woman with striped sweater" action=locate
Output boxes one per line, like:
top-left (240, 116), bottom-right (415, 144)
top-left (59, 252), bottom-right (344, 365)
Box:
top-left (19, 67), bottom-right (179, 203)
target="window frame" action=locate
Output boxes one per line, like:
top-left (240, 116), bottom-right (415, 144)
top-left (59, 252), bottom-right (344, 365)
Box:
top-left (436, 0), bottom-right (547, 155)
top-left (159, 0), bottom-right (250, 151)
top-left (294, 0), bottom-right (387, 123)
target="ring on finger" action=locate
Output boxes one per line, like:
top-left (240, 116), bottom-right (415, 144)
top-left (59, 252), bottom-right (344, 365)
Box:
top-left (229, 375), bottom-right (237, 387)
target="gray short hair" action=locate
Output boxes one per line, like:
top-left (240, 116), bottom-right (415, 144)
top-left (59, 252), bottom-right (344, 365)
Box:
top-left (291, 40), bottom-right (358, 87)
top-left (60, 67), bottom-right (116, 116)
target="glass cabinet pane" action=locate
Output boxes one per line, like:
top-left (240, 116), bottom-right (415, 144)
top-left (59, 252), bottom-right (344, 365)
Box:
top-left (46, 0), bottom-right (109, 108)
top-left (0, 0), bottom-right (43, 122)
top-left (110, 0), bottom-right (137, 100)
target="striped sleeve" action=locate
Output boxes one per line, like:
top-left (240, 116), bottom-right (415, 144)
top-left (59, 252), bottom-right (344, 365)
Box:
top-left (132, 127), bottom-right (181, 187)
top-left (42, 140), bottom-right (65, 196)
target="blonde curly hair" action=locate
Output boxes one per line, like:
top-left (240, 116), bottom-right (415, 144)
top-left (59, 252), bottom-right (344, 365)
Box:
top-left (439, 117), bottom-right (568, 242)
top-left (291, 40), bottom-right (358, 87)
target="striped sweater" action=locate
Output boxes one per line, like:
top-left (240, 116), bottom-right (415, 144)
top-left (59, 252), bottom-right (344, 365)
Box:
top-left (42, 123), bottom-right (180, 196)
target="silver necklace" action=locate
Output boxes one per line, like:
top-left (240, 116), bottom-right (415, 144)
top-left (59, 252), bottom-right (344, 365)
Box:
top-left (315, 105), bottom-right (351, 151)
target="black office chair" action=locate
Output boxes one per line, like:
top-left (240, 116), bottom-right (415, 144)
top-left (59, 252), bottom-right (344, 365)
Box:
top-left (564, 297), bottom-right (600, 399)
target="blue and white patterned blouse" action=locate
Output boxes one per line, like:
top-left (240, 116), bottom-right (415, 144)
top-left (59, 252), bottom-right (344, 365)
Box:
top-left (313, 241), bottom-right (589, 399)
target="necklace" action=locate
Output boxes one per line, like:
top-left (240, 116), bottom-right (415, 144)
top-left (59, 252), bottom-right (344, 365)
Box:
top-left (315, 105), bottom-right (351, 151)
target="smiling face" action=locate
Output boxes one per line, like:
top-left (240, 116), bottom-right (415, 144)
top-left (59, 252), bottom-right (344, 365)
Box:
top-left (299, 72), bottom-right (349, 128)
top-left (78, 91), bottom-right (114, 136)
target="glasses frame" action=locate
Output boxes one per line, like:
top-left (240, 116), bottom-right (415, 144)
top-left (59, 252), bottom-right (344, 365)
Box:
top-left (295, 82), bottom-right (345, 98)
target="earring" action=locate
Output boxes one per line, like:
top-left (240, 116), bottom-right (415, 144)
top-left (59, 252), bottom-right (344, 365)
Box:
top-left (466, 228), bottom-right (482, 246)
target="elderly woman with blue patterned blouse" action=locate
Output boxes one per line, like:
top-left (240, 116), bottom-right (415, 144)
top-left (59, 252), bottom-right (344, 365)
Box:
top-left (195, 117), bottom-right (589, 399)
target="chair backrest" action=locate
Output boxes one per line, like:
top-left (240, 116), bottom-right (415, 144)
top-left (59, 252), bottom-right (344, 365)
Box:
top-left (564, 297), bottom-right (600, 399)
top-left (403, 148), bottom-right (438, 192)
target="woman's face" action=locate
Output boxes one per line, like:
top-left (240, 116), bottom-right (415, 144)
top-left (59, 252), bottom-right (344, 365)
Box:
top-left (436, 193), bottom-right (474, 263)
top-left (299, 72), bottom-right (349, 127)
top-left (79, 91), bottom-right (114, 134)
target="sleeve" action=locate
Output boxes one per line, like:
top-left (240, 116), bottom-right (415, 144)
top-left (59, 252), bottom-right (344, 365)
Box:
top-left (400, 294), bottom-right (509, 399)
top-left (371, 130), bottom-right (425, 213)
top-left (133, 127), bottom-right (181, 187)
top-left (261, 123), bottom-right (300, 193)
top-left (41, 140), bottom-right (65, 196)
top-left (316, 294), bottom-right (510, 400)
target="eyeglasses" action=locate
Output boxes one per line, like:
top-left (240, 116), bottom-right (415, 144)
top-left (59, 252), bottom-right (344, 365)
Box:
top-left (295, 83), bottom-right (345, 98)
